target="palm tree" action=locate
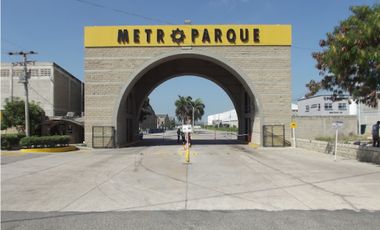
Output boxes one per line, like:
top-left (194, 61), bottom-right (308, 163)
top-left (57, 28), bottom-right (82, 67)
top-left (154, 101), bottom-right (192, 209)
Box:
top-left (175, 96), bottom-right (205, 125)
top-left (175, 96), bottom-right (192, 124)
top-left (190, 98), bottom-right (205, 124)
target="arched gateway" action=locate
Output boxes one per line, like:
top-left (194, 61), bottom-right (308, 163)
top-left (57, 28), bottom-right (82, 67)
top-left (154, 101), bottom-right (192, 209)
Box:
top-left (84, 24), bottom-right (292, 147)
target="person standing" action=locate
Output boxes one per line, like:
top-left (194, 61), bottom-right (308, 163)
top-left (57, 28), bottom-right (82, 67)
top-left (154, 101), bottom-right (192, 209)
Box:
top-left (181, 131), bottom-right (186, 145)
top-left (372, 121), bottom-right (380, 147)
top-left (177, 128), bottom-right (181, 143)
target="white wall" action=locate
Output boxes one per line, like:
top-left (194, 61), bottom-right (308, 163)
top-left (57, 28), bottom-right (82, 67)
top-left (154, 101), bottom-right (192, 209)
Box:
top-left (1, 63), bottom-right (55, 116)
top-left (1, 62), bottom-right (82, 117)
top-left (207, 109), bottom-right (238, 126)
top-left (297, 95), bottom-right (356, 116)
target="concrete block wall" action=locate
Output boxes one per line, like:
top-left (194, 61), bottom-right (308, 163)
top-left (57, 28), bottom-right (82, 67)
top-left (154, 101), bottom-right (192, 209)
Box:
top-left (54, 68), bottom-right (83, 116)
top-left (297, 138), bottom-right (380, 164)
top-left (85, 46), bottom-right (291, 147)
top-left (292, 115), bottom-right (358, 139)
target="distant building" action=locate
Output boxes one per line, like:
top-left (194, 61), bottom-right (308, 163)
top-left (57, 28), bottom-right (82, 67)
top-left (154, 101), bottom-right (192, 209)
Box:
top-left (140, 105), bottom-right (156, 130)
top-left (297, 95), bottom-right (356, 116)
top-left (296, 95), bottom-right (380, 135)
top-left (291, 103), bottom-right (298, 115)
top-left (291, 103), bottom-right (298, 112)
top-left (1, 62), bottom-right (83, 116)
top-left (156, 114), bottom-right (170, 129)
top-left (207, 109), bottom-right (238, 127)
top-left (358, 100), bottom-right (380, 134)
top-left (1, 62), bottom-right (84, 143)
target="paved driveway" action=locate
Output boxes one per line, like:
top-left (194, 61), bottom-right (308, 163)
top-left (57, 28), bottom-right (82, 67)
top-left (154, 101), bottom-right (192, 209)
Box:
top-left (2, 132), bottom-right (380, 212)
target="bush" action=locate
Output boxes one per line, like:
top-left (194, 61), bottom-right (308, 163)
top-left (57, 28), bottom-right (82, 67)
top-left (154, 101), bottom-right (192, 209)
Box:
top-left (1, 133), bottom-right (25, 150)
top-left (20, 135), bottom-right (70, 148)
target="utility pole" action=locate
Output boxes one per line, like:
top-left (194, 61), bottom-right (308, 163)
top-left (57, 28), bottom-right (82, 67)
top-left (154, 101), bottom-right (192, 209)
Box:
top-left (8, 51), bottom-right (37, 136)
top-left (192, 105), bottom-right (195, 130)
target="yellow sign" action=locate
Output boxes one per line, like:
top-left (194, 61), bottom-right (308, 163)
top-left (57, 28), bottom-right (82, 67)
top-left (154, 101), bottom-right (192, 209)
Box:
top-left (84, 24), bottom-right (291, 47)
top-left (290, 122), bottom-right (297, 129)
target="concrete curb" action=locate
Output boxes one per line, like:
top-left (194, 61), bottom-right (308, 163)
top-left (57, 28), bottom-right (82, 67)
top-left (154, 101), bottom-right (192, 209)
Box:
top-left (20, 146), bottom-right (78, 153)
top-left (248, 142), bottom-right (260, 149)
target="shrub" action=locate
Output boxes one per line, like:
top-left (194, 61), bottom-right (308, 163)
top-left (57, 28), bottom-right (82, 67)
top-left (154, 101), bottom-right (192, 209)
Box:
top-left (1, 133), bottom-right (25, 150)
top-left (20, 135), bottom-right (70, 148)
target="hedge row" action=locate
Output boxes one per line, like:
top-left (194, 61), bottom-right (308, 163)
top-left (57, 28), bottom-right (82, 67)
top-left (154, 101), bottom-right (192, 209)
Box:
top-left (1, 134), bottom-right (26, 150)
top-left (20, 135), bottom-right (70, 148)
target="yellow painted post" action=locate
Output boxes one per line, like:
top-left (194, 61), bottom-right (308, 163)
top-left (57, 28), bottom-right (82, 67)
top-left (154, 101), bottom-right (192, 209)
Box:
top-left (185, 132), bottom-right (190, 163)
top-left (185, 148), bottom-right (190, 163)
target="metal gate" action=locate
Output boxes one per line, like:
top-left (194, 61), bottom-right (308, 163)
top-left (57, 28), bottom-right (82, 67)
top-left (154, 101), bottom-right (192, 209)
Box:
top-left (92, 126), bottom-right (115, 148)
top-left (263, 125), bottom-right (285, 147)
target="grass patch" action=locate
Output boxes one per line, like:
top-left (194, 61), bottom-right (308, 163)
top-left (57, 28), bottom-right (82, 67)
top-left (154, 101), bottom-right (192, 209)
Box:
top-left (315, 134), bottom-right (370, 144)
top-left (203, 125), bottom-right (238, 132)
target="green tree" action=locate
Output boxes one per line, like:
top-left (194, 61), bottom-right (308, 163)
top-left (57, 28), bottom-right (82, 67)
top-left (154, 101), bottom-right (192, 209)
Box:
top-left (1, 97), bottom-right (45, 135)
top-left (175, 95), bottom-right (205, 124)
top-left (307, 4), bottom-right (380, 107)
top-left (190, 98), bottom-right (205, 123)
top-left (175, 95), bottom-right (192, 124)
top-left (169, 118), bottom-right (176, 129)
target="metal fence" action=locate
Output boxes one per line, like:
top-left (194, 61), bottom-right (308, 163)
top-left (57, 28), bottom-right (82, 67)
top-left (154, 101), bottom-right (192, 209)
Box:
top-left (92, 126), bottom-right (115, 148)
top-left (263, 125), bottom-right (286, 147)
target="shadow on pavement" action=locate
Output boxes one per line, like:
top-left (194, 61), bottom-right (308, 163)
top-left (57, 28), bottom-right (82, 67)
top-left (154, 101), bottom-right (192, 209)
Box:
top-left (134, 138), bottom-right (246, 147)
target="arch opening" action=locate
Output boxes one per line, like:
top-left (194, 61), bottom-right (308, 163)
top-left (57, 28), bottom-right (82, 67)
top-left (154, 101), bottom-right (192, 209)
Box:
top-left (114, 53), bottom-right (261, 147)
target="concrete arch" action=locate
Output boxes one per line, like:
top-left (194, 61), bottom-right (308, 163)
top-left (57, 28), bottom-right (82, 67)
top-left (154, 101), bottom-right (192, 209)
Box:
top-left (113, 50), bottom-right (263, 146)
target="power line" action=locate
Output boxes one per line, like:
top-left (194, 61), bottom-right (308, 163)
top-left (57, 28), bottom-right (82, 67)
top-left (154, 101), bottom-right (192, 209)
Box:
top-left (29, 85), bottom-right (54, 106)
top-left (293, 45), bottom-right (320, 52)
top-left (73, 0), bottom-right (322, 52)
top-left (2, 38), bottom-right (26, 50)
top-left (74, 0), bottom-right (175, 25)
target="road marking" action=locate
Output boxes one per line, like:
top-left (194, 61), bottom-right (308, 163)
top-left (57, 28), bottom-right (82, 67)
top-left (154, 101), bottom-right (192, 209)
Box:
top-left (177, 147), bottom-right (198, 156)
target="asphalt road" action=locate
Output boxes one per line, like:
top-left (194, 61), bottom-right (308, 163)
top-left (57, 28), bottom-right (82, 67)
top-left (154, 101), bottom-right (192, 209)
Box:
top-left (2, 210), bottom-right (380, 230)
top-left (1, 129), bottom-right (380, 229)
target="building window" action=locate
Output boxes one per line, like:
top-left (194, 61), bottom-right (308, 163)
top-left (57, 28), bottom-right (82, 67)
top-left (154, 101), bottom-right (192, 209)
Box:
top-left (13, 69), bottom-right (23, 77)
top-left (324, 103), bottom-right (333, 111)
top-left (1, 69), bottom-right (10, 77)
top-left (30, 69), bottom-right (39, 77)
top-left (338, 103), bottom-right (347, 110)
top-left (40, 68), bottom-right (51, 77)
top-left (318, 104), bottom-right (321, 111)
top-left (305, 105), bottom-right (310, 112)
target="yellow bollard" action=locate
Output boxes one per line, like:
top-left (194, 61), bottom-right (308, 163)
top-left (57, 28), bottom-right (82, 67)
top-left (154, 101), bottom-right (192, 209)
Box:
top-left (185, 131), bottom-right (190, 163)
top-left (185, 148), bottom-right (190, 163)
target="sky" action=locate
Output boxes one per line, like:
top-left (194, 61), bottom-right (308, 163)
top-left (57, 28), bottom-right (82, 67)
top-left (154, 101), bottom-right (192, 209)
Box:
top-left (1, 0), bottom-right (379, 120)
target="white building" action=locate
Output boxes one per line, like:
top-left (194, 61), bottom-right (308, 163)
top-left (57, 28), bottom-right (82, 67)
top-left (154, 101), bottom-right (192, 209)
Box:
top-left (207, 109), bottom-right (238, 127)
top-left (358, 102), bottom-right (380, 134)
top-left (297, 95), bottom-right (357, 116)
top-left (1, 62), bottom-right (83, 117)
top-left (297, 94), bottom-right (380, 135)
